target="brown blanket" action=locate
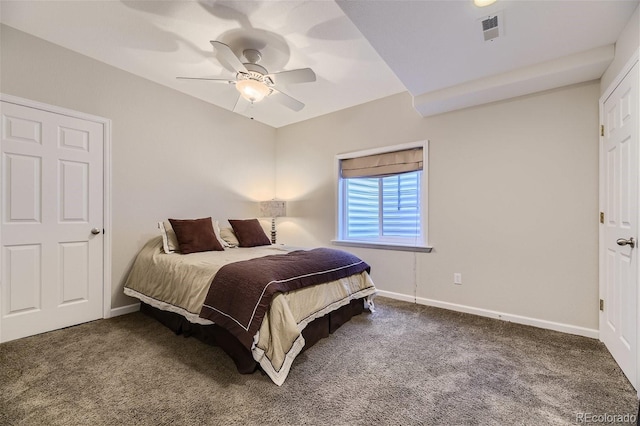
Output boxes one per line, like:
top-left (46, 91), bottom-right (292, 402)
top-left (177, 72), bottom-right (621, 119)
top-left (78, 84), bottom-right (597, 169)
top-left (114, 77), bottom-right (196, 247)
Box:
top-left (199, 248), bottom-right (370, 349)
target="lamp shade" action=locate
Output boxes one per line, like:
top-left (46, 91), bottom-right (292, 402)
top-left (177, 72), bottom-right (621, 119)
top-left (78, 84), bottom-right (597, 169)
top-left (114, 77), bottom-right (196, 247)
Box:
top-left (260, 200), bottom-right (286, 218)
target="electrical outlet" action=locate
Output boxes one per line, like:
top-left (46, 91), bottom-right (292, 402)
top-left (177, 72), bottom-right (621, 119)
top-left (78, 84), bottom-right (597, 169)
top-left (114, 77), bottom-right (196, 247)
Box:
top-left (454, 273), bottom-right (462, 285)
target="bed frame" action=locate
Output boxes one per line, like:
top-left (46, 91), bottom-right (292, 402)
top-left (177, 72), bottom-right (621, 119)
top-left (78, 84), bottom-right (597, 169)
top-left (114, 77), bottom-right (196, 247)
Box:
top-left (140, 297), bottom-right (366, 374)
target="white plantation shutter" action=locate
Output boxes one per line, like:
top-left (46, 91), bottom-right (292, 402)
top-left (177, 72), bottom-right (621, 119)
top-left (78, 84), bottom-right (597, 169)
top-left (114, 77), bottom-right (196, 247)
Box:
top-left (344, 172), bottom-right (421, 239)
top-left (345, 178), bottom-right (379, 238)
top-left (382, 172), bottom-right (420, 237)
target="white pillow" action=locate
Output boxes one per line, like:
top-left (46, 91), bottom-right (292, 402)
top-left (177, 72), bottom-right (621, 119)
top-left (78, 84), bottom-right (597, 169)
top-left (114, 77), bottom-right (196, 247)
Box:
top-left (158, 221), bottom-right (179, 253)
top-left (158, 219), bottom-right (228, 253)
top-left (219, 227), bottom-right (239, 247)
top-left (213, 220), bottom-right (230, 248)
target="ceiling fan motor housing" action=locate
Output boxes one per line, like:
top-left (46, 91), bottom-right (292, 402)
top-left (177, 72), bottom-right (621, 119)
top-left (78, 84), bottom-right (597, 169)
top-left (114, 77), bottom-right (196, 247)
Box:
top-left (236, 68), bottom-right (273, 87)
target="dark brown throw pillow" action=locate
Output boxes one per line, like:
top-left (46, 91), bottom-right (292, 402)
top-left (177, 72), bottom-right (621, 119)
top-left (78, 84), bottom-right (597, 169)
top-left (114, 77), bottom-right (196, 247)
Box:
top-left (228, 219), bottom-right (271, 247)
top-left (168, 217), bottom-right (224, 254)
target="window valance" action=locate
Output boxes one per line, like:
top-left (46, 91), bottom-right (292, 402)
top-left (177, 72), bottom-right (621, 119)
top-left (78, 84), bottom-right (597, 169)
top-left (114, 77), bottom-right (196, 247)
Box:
top-left (340, 147), bottom-right (423, 178)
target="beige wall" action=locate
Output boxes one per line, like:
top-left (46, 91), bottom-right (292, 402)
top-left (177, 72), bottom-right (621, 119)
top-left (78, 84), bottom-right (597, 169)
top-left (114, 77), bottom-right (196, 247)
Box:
top-left (276, 82), bottom-right (600, 330)
top-left (0, 22), bottom-right (607, 330)
top-left (0, 25), bottom-right (277, 309)
top-left (601, 4), bottom-right (639, 93)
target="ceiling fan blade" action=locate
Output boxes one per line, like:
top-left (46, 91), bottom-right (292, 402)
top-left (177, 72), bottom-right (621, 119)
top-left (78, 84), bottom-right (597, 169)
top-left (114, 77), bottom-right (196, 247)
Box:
top-left (269, 89), bottom-right (305, 112)
top-left (268, 68), bottom-right (316, 85)
top-left (210, 41), bottom-right (247, 74)
top-left (176, 77), bottom-right (234, 84)
top-left (232, 93), bottom-right (250, 113)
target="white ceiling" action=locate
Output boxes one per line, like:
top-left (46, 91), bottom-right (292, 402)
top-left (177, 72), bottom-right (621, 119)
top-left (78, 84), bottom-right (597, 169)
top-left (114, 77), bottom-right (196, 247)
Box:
top-left (338, 0), bottom-right (638, 116)
top-left (1, 1), bottom-right (638, 128)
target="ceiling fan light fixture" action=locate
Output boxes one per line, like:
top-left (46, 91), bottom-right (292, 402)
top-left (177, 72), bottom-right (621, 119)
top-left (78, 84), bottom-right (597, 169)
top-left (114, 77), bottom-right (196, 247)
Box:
top-left (474, 0), bottom-right (496, 7)
top-left (236, 78), bottom-right (271, 103)
top-left (181, 41), bottom-right (311, 111)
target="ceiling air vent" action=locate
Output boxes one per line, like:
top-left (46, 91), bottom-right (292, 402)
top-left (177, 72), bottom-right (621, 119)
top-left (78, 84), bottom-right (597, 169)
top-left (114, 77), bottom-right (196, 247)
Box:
top-left (479, 12), bottom-right (503, 42)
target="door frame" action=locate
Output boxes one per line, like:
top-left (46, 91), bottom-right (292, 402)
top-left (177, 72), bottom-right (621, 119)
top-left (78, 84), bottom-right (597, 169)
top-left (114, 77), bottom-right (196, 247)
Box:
top-left (0, 93), bottom-right (113, 339)
top-left (598, 48), bottom-right (640, 395)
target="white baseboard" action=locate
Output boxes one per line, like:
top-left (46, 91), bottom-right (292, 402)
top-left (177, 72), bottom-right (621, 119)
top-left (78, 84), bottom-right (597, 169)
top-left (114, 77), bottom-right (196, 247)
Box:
top-left (375, 290), bottom-right (599, 339)
top-left (110, 303), bottom-right (140, 318)
top-left (376, 290), bottom-right (416, 304)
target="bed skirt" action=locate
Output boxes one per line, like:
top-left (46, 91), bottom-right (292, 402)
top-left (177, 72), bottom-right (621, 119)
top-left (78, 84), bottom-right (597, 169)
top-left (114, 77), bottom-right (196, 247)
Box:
top-left (140, 297), bottom-right (366, 374)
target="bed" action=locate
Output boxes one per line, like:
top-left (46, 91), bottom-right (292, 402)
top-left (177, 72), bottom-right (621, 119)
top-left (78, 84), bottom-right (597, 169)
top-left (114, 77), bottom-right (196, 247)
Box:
top-left (123, 218), bottom-right (376, 386)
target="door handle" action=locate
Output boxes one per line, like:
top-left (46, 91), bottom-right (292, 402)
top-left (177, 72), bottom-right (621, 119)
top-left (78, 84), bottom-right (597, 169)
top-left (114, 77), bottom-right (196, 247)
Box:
top-left (91, 228), bottom-right (101, 235)
top-left (616, 237), bottom-right (635, 248)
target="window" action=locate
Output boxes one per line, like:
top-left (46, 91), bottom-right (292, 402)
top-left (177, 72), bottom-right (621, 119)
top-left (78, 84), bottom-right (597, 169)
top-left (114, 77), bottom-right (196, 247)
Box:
top-left (335, 142), bottom-right (430, 251)
top-left (343, 172), bottom-right (421, 239)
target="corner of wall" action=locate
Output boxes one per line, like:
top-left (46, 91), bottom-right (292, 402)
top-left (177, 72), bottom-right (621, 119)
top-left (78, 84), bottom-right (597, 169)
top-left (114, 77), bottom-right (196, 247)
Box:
top-left (601, 5), bottom-right (640, 93)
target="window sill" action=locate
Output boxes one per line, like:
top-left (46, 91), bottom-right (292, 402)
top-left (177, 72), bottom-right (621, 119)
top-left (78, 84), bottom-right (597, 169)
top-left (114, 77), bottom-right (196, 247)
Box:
top-left (331, 239), bottom-right (433, 253)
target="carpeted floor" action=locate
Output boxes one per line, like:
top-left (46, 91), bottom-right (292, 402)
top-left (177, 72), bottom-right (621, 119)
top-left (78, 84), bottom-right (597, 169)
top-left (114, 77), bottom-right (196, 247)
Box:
top-left (0, 297), bottom-right (637, 425)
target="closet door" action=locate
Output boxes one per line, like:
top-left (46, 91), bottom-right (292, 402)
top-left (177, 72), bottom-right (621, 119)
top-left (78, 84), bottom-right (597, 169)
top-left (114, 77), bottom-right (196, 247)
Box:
top-left (1, 100), bottom-right (104, 342)
top-left (600, 60), bottom-right (639, 391)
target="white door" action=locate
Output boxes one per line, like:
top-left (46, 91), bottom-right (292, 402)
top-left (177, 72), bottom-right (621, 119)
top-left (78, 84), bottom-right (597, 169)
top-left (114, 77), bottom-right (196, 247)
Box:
top-left (0, 100), bottom-right (104, 342)
top-left (601, 60), bottom-right (639, 390)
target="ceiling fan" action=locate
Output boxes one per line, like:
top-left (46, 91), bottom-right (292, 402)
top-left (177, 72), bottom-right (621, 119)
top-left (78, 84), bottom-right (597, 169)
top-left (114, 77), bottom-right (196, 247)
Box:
top-left (177, 41), bottom-right (316, 112)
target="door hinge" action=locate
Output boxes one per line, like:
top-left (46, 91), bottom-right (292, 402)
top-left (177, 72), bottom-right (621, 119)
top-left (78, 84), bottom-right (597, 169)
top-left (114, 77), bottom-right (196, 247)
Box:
top-left (600, 125), bottom-right (604, 137)
top-left (599, 299), bottom-right (604, 311)
top-left (600, 212), bottom-right (604, 224)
